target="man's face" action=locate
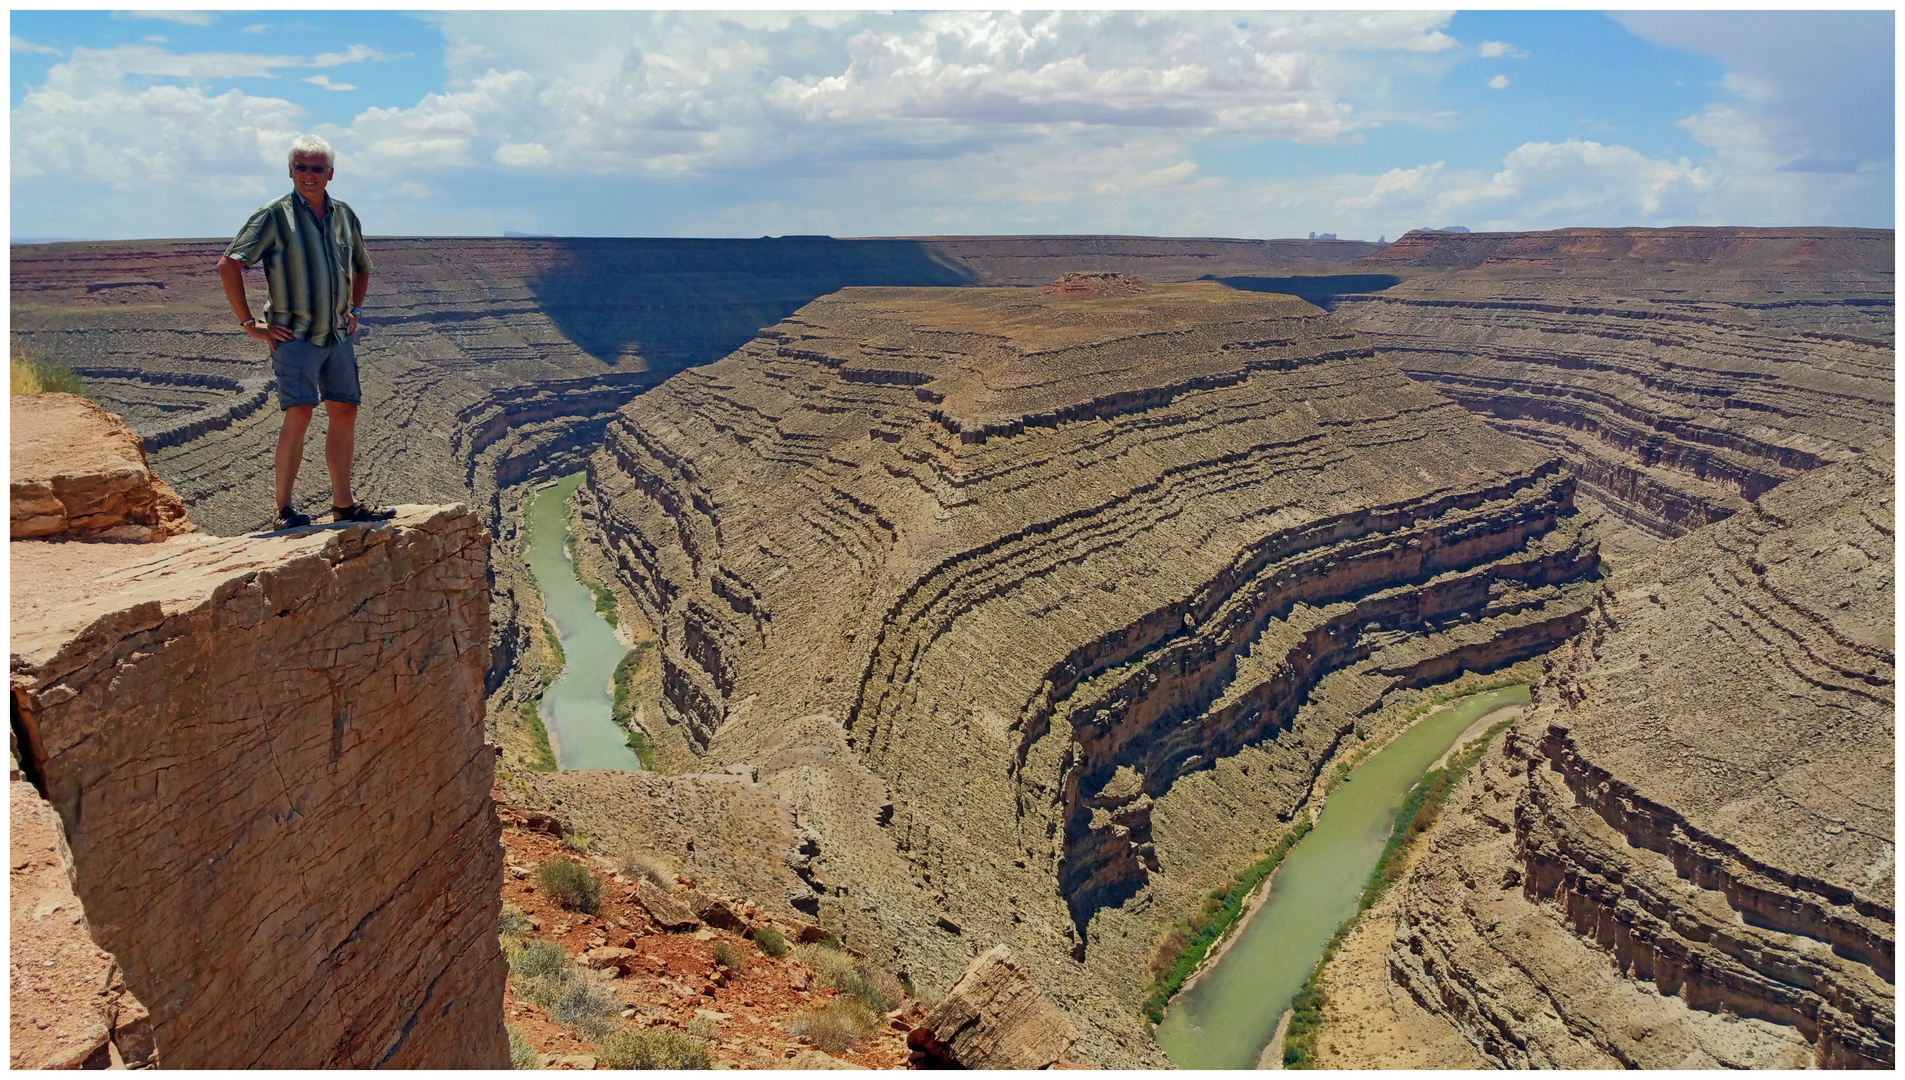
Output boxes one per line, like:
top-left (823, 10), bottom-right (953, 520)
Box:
top-left (289, 153), bottom-right (333, 202)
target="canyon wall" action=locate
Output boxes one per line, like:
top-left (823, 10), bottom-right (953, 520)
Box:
top-left (10, 397), bottom-right (508, 1067)
top-left (10, 235), bottom-right (1375, 537)
top-left (1329, 227), bottom-right (1894, 558)
top-left (581, 280), bottom-right (1600, 1062)
top-left (11, 234), bottom-right (1389, 702)
top-left (1382, 445), bottom-right (1894, 1068)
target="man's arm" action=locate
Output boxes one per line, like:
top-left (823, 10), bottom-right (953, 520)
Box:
top-left (347, 271), bottom-right (369, 338)
top-left (215, 256), bottom-right (293, 343)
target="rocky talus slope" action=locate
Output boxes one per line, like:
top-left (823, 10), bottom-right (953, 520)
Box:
top-left (10, 396), bottom-right (509, 1067)
top-left (581, 280), bottom-right (1601, 1062)
top-left (1334, 227), bottom-right (1894, 558)
top-left (1372, 446), bottom-right (1894, 1069)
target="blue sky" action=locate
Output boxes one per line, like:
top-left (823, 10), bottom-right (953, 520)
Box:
top-left (9, 9), bottom-right (1894, 241)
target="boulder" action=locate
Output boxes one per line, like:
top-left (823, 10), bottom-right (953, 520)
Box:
top-left (583, 946), bottom-right (639, 972)
top-left (632, 881), bottom-right (701, 931)
top-left (907, 944), bottom-right (1078, 1070)
top-left (522, 810), bottom-right (568, 839)
top-left (688, 892), bottom-right (746, 932)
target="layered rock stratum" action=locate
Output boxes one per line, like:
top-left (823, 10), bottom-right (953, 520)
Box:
top-left (1354, 446), bottom-right (1894, 1069)
top-left (581, 280), bottom-right (1601, 1061)
top-left (10, 396), bottom-right (509, 1067)
top-left (9, 234), bottom-right (1392, 706)
top-left (9, 235), bottom-right (1373, 537)
top-left (1332, 227), bottom-right (1894, 558)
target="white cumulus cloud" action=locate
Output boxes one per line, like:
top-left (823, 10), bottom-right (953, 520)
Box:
top-left (1488, 74), bottom-right (1509, 90)
top-left (114, 11), bottom-right (213, 27)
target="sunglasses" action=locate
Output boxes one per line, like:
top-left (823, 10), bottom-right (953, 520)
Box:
top-left (291, 163), bottom-right (330, 174)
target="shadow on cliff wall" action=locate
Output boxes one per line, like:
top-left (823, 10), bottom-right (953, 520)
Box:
top-left (527, 237), bottom-right (979, 369)
top-left (1206, 273), bottom-right (1401, 309)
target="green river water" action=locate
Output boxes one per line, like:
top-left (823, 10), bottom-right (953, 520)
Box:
top-left (522, 474), bottom-right (643, 772)
top-left (1153, 683), bottom-right (1530, 1069)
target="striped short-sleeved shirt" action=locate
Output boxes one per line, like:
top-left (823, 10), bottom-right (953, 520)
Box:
top-left (225, 191), bottom-right (371, 346)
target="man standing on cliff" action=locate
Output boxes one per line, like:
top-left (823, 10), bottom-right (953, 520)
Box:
top-left (217, 134), bottom-right (393, 530)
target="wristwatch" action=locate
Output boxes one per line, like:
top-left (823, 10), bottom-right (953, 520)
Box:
top-left (242, 317), bottom-right (259, 328)
top-left (349, 306), bottom-right (362, 318)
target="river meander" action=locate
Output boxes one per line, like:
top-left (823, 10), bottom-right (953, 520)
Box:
top-left (1153, 683), bottom-right (1530, 1069)
top-left (523, 474), bottom-right (642, 772)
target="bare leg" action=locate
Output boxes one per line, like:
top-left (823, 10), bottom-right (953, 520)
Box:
top-left (275, 405), bottom-right (314, 511)
top-left (324, 400), bottom-right (358, 508)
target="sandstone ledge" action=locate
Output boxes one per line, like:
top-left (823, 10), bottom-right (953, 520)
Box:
top-left (11, 392), bottom-right (192, 541)
top-left (10, 504), bottom-right (509, 1067)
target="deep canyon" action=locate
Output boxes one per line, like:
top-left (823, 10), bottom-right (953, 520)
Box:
top-left (10, 227), bottom-right (1892, 1068)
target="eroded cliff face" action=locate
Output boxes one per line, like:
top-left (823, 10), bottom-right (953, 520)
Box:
top-left (10, 235), bottom-right (1404, 704)
top-left (582, 281), bottom-right (1600, 1061)
top-left (11, 399), bottom-right (508, 1068)
top-left (1335, 227), bottom-right (1894, 558)
top-left (1380, 446), bottom-right (1894, 1069)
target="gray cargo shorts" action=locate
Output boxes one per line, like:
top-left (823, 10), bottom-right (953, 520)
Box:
top-left (271, 336), bottom-right (361, 409)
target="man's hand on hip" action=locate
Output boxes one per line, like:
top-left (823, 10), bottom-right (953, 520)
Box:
top-left (245, 320), bottom-right (296, 343)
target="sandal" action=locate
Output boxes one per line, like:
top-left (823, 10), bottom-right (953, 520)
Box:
top-left (332, 502), bottom-right (397, 523)
top-left (273, 505), bottom-right (312, 530)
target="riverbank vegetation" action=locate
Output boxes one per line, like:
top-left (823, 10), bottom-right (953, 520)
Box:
top-left (1281, 712), bottom-right (1515, 1068)
top-left (611, 644), bottom-right (661, 770)
top-left (1324, 664), bottom-right (1538, 796)
top-left (1142, 819), bottom-right (1313, 1026)
top-left (519, 699), bottom-right (558, 772)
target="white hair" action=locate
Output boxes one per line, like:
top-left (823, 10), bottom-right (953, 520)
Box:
top-left (287, 135), bottom-right (334, 167)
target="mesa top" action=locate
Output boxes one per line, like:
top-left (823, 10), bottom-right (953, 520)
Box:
top-left (225, 191), bottom-right (371, 346)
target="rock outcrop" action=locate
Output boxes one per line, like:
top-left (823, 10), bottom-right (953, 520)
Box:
top-left (908, 944), bottom-right (1079, 1068)
top-left (1331, 227), bottom-right (1894, 558)
top-left (582, 281), bottom-right (1600, 1060)
top-left (1383, 446), bottom-right (1894, 1068)
top-left (10, 397), bottom-right (508, 1068)
top-left (11, 393), bottom-right (191, 541)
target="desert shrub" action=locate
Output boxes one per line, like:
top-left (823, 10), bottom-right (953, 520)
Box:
top-left (549, 972), bottom-right (620, 1041)
top-left (686, 1015), bottom-right (720, 1040)
top-left (535, 858), bottom-right (602, 914)
top-left (711, 940), bottom-right (745, 972)
top-left (597, 1027), bottom-right (713, 1070)
top-left (789, 998), bottom-right (878, 1054)
top-left (10, 348), bottom-right (86, 397)
top-left (749, 924), bottom-right (789, 958)
top-left (505, 939), bottom-right (619, 1041)
top-left (506, 939), bottom-right (567, 981)
top-left (793, 942), bottom-right (856, 989)
top-left (792, 943), bottom-right (899, 1016)
top-left (619, 847), bottom-right (676, 888)
top-left (507, 1023), bottom-right (540, 1070)
top-left (500, 901), bottom-right (532, 940)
